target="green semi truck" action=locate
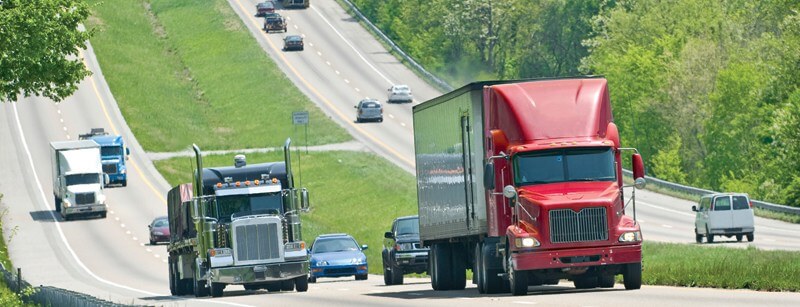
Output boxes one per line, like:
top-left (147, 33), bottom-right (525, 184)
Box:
top-left (167, 139), bottom-right (310, 297)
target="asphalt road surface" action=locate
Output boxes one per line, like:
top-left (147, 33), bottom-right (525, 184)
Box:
top-left (0, 1), bottom-right (798, 306)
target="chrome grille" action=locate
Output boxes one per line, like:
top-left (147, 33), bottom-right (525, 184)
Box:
top-left (102, 164), bottom-right (117, 174)
top-left (235, 222), bottom-right (281, 262)
top-left (549, 207), bottom-right (608, 243)
top-left (75, 193), bottom-right (95, 205)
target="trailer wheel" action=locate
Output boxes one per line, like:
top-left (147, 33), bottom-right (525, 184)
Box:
top-left (507, 254), bottom-right (528, 296)
top-left (736, 234), bottom-right (743, 242)
top-left (168, 260), bottom-right (178, 295)
top-left (474, 243), bottom-right (485, 294)
top-left (210, 282), bottom-right (224, 297)
top-left (193, 278), bottom-right (208, 297)
top-left (623, 262), bottom-right (642, 290)
top-left (746, 232), bottom-right (754, 242)
top-left (430, 243), bottom-right (453, 290)
top-left (281, 279), bottom-right (295, 291)
top-left (450, 243), bottom-right (466, 290)
top-left (265, 283), bottom-right (281, 292)
top-left (295, 275), bottom-right (309, 292)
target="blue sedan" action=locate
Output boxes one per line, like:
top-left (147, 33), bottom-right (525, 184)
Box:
top-left (308, 234), bottom-right (368, 282)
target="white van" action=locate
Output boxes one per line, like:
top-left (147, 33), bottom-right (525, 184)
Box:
top-left (692, 193), bottom-right (754, 243)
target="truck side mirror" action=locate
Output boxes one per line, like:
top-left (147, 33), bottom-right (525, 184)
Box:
top-left (300, 188), bottom-right (310, 212)
top-left (632, 153), bottom-right (646, 189)
top-left (484, 163), bottom-right (495, 190)
top-left (691, 205), bottom-right (697, 212)
top-left (361, 244), bottom-right (368, 251)
top-left (126, 147), bottom-right (130, 160)
top-left (103, 174), bottom-right (110, 185)
top-left (384, 231), bottom-right (394, 239)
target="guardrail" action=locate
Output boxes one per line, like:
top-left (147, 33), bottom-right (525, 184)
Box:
top-left (337, 0), bottom-right (454, 92)
top-left (623, 170), bottom-right (800, 215)
top-left (0, 263), bottom-right (147, 307)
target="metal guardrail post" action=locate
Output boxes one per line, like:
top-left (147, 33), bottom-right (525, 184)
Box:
top-left (16, 267), bottom-right (21, 294)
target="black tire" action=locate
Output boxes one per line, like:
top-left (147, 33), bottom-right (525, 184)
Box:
top-left (430, 243), bottom-right (453, 290)
top-left (379, 118), bottom-right (384, 122)
top-left (150, 238), bottom-right (156, 246)
top-left (598, 274), bottom-right (616, 288)
top-left (482, 242), bottom-right (507, 294)
top-left (264, 283), bottom-right (281, 292)
top-left (383, 258), bottom-right (393, 285)
top-left (121, 179), bottom-right (127, 187)
top-left (100, 212), bottom-right (107, 219)
top-left (169, 260), bottom-right (178, 295)
top-left (390, 262), bottom-right (403, 285)
top-left (450, 244), bottom-right (466, 290)
top-left (746, 232), bottom-right (754, 242)
top-left (574, 276), bottom-right (599, 289)
top-left (623, 262), bottom-right (642, 290)
top-left (243, 284), bottom-right (260, 291)
top-left (281, 279), bottom-right (295, 291)
top-left (356, 274), bottom-right (368, 281)
top-left (210, 282), bottom-right (224, 297)
top-left (736, 234), bottom-right (743, 242)
top-left (508, 254), bottom-right (528, 296)
top-left (706, 227), bottom-right (714, 243)
top-left (295, 276), bottom-right (309, 292)
top-left (54, 195), bottom-right (61, 212)
top-left (695, 229), bottom-right (703, 243)
top-left (193, 278), bottom-right (208, 297)
top-left (356, 117), bottom-right (361, 123)
top-left (474, 243), bottom-right (485, 294)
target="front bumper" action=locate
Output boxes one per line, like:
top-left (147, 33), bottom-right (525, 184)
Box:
top-left (394, 251), bottom-right (428, 269)
top-left (64, 204), bottom-right (107, 215)
top-left (513, 244), bottom-right (641, 271)
top-left (210, 260), bottom-right (308, 284)
top-left (310, 264), bottom-right (368, 278)
top-left (709, 227), bottom-right (754, 235)
top-left (108, 173), bottom-right (126, 183)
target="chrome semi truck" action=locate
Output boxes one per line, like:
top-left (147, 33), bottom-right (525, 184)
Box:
top-left (167, 139), bottom-right (310, 297)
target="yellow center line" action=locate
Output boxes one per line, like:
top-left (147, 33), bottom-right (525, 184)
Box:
top-left (81, 54), bottom-right (167, 205)
top-left (231, 0), bottom-right (414, 167)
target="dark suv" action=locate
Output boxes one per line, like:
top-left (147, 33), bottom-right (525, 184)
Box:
top-left (382, 215), bottom-right (428, 285)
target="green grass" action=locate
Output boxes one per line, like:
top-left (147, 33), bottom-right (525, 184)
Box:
top-left (0, 194), bottom-right (34, 306)
top-left (643, 242), bottom-right (800, 291)
top-left (155, 150), bottom-right (417, 274)
top-left (86, 0), bottom-right (350, 152)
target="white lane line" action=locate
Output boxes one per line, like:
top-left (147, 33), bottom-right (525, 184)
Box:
top-left (355, 88), bottom-right (360, 92)
top-left (661, 224), bottom-right (673, 228)
top-left (65, 135), bottom-right (70, 140)
top-left (317, 51), bottom-right (322, 56)
top-left (309, 42), bottom-right (314, 47)
top-left (60, 118), bottom-right (64, 123)
top-left (110, 210), bottom-right (115, 215)
top-left (325, 61), bottom-right (330, 66)
top-left (293, 24), bottom-right (298, 29)
top-left (311, 5), bottom-right (394, 85)
top-left (400, 122), bottom-right (406, 127)
top-left (125, 231), bottom-right (131, 235)
top-left (388, 114), bottom-right (395, 119)
top-left (57, 109), bottom-right (61, 114)
top-left (133, 237), bottom-right (138, 241)
top-left (154, 254), bottom-right (160, 258)
top-left (344, 79), bottom-right (350, 84)
top-left (62, 126), bottom-right (67, 131)
top-left (301, 34), bottom-right (306, 38)
top-left (120, 223), bottom-right (126, 228)
top-left (162, 259), bottom-right (168, 263)
top-left (146, 248), bottom-right (152, 253)
top-left (139, 243), bottom-right (145, 246)
top-left (335, 70), bottom-right (340, 75)
top-left (115, 217), bottom-right (120, 221)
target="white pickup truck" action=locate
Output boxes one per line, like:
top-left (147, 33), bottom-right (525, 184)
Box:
top-left (50, 140), bottom-right (109, 220)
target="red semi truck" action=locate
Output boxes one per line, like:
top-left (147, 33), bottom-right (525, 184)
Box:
top-left (412, 77), bottom-right (646, 295)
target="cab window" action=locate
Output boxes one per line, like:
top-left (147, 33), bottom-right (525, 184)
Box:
top-left (700, 197), bottom-right (711, 210)
top-left (713, 196), bottom-right (731, 211)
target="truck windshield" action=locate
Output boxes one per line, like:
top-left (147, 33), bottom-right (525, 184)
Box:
top-left (101, 146), bottom-right (123, 156)
top-left (215, 192), bottom-right (283, 222)
top-left (514, 147), bottom-right (616, 186)
top-left (65, 173), bottom-right (100, 186)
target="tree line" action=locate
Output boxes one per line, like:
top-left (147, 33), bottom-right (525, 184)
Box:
top-left (352, 0), bottom-right (800, 207)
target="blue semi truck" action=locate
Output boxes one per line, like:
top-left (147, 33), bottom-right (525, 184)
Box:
top-left (79, 128), bottom-right (130, 187)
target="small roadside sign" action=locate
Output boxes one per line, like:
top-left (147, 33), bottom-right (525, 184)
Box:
top-left (292, 111), bottom-right (309, 125)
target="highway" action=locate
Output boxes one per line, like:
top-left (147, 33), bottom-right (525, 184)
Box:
top-left (0, 0), bottom-right (798, 306)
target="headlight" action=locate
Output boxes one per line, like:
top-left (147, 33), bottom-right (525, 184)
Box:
top-left (317, 260), bottom-right (328, 266)
top-left (63, 200), bottom-right (72, 208)
top-left (120, 169), bottom-right (126, 174)
top-left (619, 231), bottom-right (642, 242)
top-left (350, 258), bottom-right (365, 264)
top-left (153, 231), bottom-right (164, 236)
top-left (515, 237), bottom-right (540, 248)
top-left (394, 243), bottom-right (413, 251)
top-left (97, 194), bottom-right (106, 204)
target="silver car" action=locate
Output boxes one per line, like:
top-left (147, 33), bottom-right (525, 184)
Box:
top-left (355, 99), bottom-right (383, 123)
top-left (387, 85), bottom-right (413, 103)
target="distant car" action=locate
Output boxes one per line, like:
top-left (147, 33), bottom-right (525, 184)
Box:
top-left (387, 85), bottom-right (413, 103)
top-left (382, 215), bottom-right (428, 285)
top-left (308, 234), bottom-right (369, 282)
top-left (355, 99), bottom-right (383, 123)
top-left (255, 1), bottom-right (276, 17)
top-left (283, 35), bottom-right (304, 51)
top-left (692, 193), bottom-right (754, 243)
top-left (263, 13), bottom-right (287, 33)
top-left (148, 216), bottom-right (170, 245)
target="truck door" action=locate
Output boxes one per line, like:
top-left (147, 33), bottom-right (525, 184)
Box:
top-left (709, 196), bottom-right (733, 231)
top-left (461, 114), bottom-right (477, 230)
top-left (730, 195), bottom-right (754, 230)
top-left (695, 197), bottom-right (710, 233)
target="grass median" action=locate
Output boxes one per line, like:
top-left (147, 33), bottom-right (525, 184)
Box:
top-left (155, 150), bottom-right (418, 275)
top-left (86, 0), bottom-right (350, 152)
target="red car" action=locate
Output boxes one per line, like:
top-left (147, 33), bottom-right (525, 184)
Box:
top-left (256, 1), bottom-right (276, 17)
top-left (148, 216), bottom-right (170, 245)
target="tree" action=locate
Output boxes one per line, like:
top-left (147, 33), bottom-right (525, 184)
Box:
top-left (0, 0), bottom-right (92, 102)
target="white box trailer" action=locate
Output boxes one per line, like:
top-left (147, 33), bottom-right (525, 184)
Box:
top-left (50, 140), bottom-right (108, 220)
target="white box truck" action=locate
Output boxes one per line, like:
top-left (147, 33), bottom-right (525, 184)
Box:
top-left (50, 140), bottom-right (109, 220)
